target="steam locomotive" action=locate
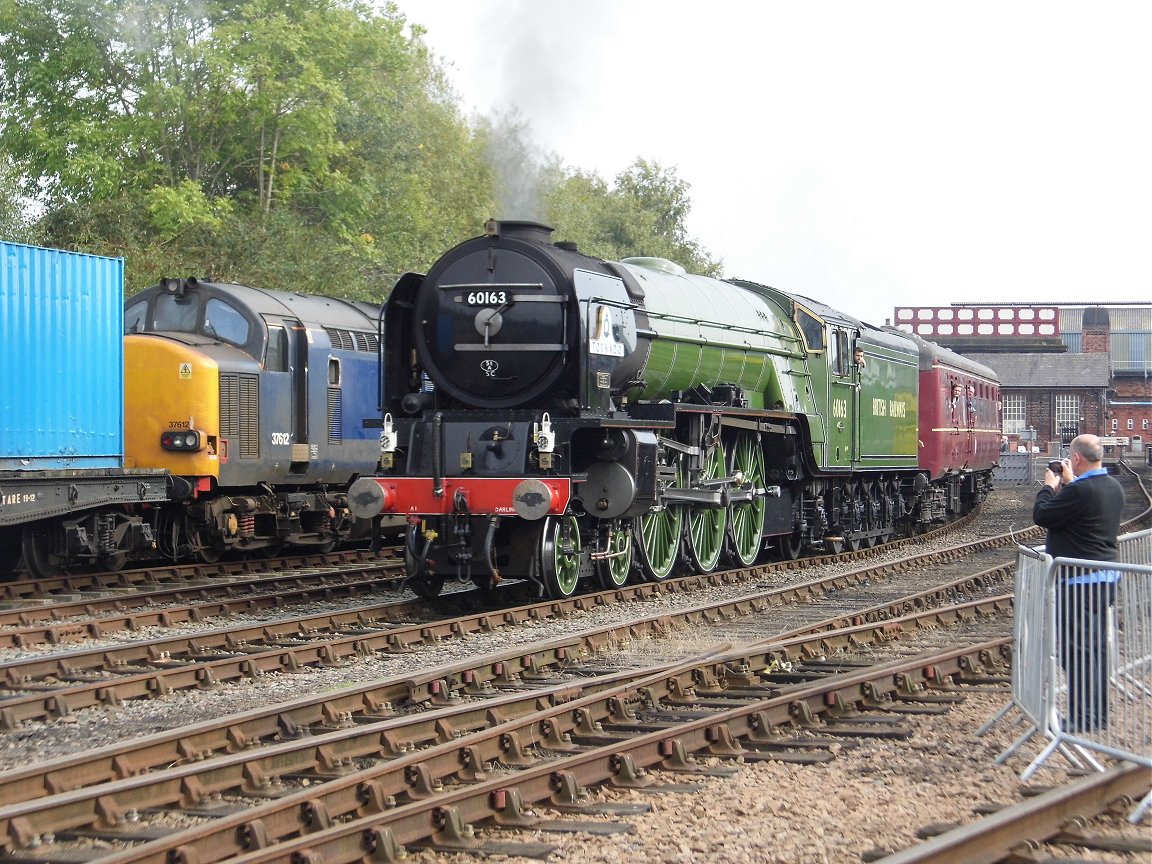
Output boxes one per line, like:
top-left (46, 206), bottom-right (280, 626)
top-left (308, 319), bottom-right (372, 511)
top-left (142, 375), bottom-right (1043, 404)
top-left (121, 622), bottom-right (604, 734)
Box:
top-left (349, 220), bottom-right (1001, 599)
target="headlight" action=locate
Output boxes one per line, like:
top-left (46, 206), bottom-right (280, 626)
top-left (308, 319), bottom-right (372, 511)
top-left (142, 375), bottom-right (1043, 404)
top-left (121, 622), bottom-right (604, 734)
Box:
top-left (161, 430), bottom-right (203, 451)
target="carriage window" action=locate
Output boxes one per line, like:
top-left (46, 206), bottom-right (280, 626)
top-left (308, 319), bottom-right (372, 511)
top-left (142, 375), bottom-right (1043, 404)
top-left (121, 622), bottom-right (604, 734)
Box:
top-left (124, 300), bottom-right (147, 334)
top-left (265, 326), bottom-right (288, 372)
top-left (204, 298), bottom-right (249, 346)
top-left (154, 293), bottom-right (199, 332)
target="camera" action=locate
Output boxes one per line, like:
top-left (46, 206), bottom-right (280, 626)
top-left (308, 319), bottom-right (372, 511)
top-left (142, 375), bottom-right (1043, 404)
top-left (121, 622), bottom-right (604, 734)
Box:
top-left (1048, 460), bottom-right (1064, 475)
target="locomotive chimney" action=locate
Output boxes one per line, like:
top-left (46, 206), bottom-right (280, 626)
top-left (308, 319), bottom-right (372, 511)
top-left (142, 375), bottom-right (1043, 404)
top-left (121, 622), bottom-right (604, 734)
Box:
top-left (485, 219), bottom-right (555, 245)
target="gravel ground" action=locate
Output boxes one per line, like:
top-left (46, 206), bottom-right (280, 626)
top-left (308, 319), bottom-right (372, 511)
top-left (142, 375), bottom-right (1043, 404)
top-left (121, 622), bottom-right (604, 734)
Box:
top-left (405, 689), bottom-right (1150, 864)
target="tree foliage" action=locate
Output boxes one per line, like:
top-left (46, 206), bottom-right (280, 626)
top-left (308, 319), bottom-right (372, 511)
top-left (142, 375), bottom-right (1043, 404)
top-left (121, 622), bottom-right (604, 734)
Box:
top-left (0, 157), bottom-right (33, 242)
top-left (0, 0), bottom-right (494, 295)
top-left (546, 159), bottom-right (721, 276)
top-left (0, 0), bottom-right (717, 295)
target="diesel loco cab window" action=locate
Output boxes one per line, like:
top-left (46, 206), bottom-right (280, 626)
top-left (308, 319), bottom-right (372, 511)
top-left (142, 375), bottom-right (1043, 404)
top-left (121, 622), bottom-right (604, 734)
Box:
top-left (265, 326), bottom-right (288, 372)
top-left (155, 294), bottom-right (199, 332)
top-left (124, 300), bottom-right (147, 334)
top-left (204, 298), bottom-right (249, 346)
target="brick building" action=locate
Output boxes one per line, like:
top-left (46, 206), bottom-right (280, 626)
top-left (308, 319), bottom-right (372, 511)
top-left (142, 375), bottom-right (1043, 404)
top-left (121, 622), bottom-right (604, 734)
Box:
top-left (893, 304), bottom-right (1151, 454)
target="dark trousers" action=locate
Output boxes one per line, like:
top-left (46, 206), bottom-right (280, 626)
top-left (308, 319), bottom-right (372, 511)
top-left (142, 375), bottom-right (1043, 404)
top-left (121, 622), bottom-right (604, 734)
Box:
top-left (1057, 581), bottom-right (1115, 732)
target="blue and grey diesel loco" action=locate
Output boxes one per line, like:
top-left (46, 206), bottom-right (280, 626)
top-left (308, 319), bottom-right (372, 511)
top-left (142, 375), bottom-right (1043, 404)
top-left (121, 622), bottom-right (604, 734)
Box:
top-left (1, 241), bottom-right (173, 578)
top-left (349, 220), bottom-right (1001, 600)
top-left (122, 278), bottom-right (386, 563)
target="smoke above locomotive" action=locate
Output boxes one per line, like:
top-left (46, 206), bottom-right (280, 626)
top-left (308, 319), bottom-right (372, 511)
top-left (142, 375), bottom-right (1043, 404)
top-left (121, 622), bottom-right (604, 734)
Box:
top-left (352, 220), bottom-right (1000, 600)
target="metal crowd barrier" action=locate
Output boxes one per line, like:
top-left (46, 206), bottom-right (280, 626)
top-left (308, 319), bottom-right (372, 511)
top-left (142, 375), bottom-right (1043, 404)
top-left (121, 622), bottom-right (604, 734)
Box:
top-left (978, 528), bottom-right (1152, 822)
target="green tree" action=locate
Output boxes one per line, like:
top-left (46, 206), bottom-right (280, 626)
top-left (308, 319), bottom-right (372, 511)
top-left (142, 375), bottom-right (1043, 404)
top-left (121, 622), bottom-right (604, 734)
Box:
top-left (546, 158), bottom-right (721, 276)
top-left (0, 158), bottom-right (33, 242)
top-left (0, 0), bottom-right (492, 295)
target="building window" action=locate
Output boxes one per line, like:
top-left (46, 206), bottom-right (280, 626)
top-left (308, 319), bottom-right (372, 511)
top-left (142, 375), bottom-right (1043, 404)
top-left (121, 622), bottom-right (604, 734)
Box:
top-left (1128, 418), bottom-right (1135, 431)
top-left (1055, 394), bottom-right (1080, 443)
top-left (1002, 394), bottom-right (1026, 434)
top-left (1144, 419), bottom-right (1150, 431)
top-left (1112, 418), bottom-right (1119, 431)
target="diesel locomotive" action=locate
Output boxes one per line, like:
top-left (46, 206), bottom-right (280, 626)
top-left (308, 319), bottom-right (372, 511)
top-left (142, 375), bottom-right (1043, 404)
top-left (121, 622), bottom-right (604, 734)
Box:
top-left (122, 278), bottom-right (386, 563)
top-left (349, 220), bottom-right (1001, 599)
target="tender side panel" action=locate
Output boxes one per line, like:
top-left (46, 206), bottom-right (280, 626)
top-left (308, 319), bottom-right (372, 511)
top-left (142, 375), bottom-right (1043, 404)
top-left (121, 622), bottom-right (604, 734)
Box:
top-left (856, 339), bottom-right (920, 467)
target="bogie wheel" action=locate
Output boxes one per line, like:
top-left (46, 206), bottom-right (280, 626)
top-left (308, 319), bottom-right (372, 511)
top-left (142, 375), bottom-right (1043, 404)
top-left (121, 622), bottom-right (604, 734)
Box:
top-left (102, 551), bottom-right (129, 572)
top-left (876, 485), bottom-right (896, 545)
top-left (195, 530), bottom-right (226, 564)
top-left (22, 523), bottom-right (65, 578)
top-left (777, 531), bottom-right (803, 560)
top-left (635, 462), bottom-right (684, 582)
top-left (726, 433), bottom-right (766, 567)
top-left (685, 439), bottom-right (728, 573)
top-left (403, 525), bottom-right (444, 600)
top-left (596, 521), bottom-right (633, 590)
top-left (540, 515), bottom-right (584, 599)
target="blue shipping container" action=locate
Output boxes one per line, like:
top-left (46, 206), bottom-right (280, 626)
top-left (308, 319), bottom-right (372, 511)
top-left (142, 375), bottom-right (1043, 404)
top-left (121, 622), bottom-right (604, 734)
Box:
top-left (0, 241), bottom-right (125, 469)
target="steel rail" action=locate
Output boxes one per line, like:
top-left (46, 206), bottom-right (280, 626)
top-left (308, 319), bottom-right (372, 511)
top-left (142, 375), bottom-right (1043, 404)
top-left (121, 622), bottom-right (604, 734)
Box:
top-left (873, 763), bottom-right (1150, 863)
top-left (0, 547), bottom-right (395, 602)
top-left (0, 566), bottom-right (405, 649)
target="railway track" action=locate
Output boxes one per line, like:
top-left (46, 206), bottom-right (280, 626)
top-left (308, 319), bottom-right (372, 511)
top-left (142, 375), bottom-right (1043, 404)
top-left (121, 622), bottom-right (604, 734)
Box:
top-left (0, 586), bottom-right (1016, 863)
top-left (0, 547), bottom-right (399, 604)
top-left (0, 515), bottom-right (1019, 729)
top-left (874, 765), bottom-right (1151, 863)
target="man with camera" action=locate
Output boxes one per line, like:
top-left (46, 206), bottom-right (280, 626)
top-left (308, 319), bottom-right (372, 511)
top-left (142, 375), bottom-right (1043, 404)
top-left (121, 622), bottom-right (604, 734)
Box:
top-left (1034, 434), bottom-right (1126, 732)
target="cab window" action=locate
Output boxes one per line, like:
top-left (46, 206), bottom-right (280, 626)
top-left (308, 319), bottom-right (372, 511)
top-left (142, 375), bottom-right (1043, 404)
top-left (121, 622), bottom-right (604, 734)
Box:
top-left (124, 300), bottom-right (147, 334)
top-left (832, 329), bottom-right (850, 377)
top-left (265, 326), bottom-right (288, 371)
top-left (204, 298), bottom-right (250, 346)
top-left (795, 306), bottom-right (825, 352)
top-left (154, 293), bottom-right (199, 332)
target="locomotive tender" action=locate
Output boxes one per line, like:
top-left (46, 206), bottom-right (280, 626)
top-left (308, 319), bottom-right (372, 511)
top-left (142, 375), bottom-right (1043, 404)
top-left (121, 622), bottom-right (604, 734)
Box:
top-left (350, 220), bottom-right (1001, 599)
top-left (1, 241), bottom-right (172, 578)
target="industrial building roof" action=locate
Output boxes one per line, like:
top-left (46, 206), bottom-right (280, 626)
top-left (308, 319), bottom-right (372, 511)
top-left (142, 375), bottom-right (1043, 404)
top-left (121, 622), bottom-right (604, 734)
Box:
top-left (963, 352), bottom-right (1112, 388)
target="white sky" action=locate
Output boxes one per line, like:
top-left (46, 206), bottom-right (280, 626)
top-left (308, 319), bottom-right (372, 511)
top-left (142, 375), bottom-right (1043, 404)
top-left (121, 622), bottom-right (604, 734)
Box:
top-left (400, 1), bottom-right (1151, 325)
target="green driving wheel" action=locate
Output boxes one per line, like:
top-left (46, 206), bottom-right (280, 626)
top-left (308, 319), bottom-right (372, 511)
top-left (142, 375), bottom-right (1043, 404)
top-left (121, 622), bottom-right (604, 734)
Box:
top-left (540, 515), bottom-right (582, 598)
top-left (686, 439), bottom-right (727, 573)
top-left (635, 463), bottom-right (684, 582)
top-left (595, 520), bottom-right (633, 589)
top-left (727, 433), bottom-right (766, 566)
